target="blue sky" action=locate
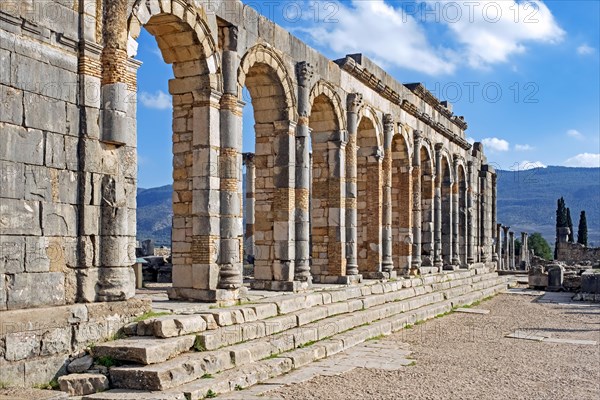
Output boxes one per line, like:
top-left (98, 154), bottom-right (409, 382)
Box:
top-left (135, 0), bottom-right (600, 188)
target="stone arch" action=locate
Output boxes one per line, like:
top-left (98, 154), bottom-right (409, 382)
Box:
top-left (440, 153), bottom-right (453, 265)
top-left (420, 142), bottom-right (434, 266)
top-left (357, 106), bottom-right (382, 149)
top-left (238, 44), bottom-right (297, 283)
top-left (356, 114), bottom-right (383, 275)
top-left (238, 44), bottom-right (296, 122)
top-left (309, 81), bottom-right (346, 130)
top-left (391, 130), bottom-right (412, 274)
top-left (113, 0), bottom-right (226, 299)
top-left (308, 89), bottom-right (345, 278)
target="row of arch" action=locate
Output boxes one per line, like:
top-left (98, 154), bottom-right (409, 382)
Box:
top-left (106, 0), bottom-right (489, 298)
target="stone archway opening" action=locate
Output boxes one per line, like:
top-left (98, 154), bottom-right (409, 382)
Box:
top-left (308, 93), bottom-right (341, 279)
top-left (441, 156), bottom-right (452, 265)
top-left (241, 61), bottom-right (295, 289)
top-left (356, 116), bottom-right (382, 276)
top-left (420, 146), bottom-right (434, 268)
top-left (391, 135), bottom-right (412, 275)
top-left (126, 7), bottom-right (220, 299)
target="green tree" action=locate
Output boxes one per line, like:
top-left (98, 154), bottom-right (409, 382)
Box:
top-left (566, 208), bottom-right (574, 242)
top-left (577, 211), bottom-right (588, 247)
top-left (556, 197), bottom-right (567, 228)
top-left (529, 233), bottom-right (553, 260)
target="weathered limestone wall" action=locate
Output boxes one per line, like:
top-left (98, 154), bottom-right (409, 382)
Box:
top-left (556, 242), bottom-right (600, 264)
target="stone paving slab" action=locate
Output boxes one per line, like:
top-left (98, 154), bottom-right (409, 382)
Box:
top-left (543, 338), bottom-right (598, 345)
top-left (505, 330), bottom-right (547, 341)
top-left (537, 292), bottom-right (575, 303)
top-left (0, 388), bottom-right (68, 400)
top-left (216, 340), bottom-right (414, 399)
top-left (502, 288), bottom-right (545, 296)
top-left (455, 307), bottom-right (490, 314)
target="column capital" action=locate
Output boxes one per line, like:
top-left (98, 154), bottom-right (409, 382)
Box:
top-left (413, 129), bottom-right (423, 142)
top-left (434, 142), bottom-right (444, 153)
top-left (224, 25), bottom-right (239, 51)
top-left (347, 93), bottom-right (363, 113)
top-left (383, 113), bottom-right (394, 130)
top-left (296, 61), bottom-right (315, 88)
top-left (242, 152), bottom-right (255, 166)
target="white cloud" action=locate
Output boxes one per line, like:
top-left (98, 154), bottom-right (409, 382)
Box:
top-left (139, 91), bottom-right (171, 110)
top-left (517, 160), bottom-right (546, 170)
top-left (482, 137), bottom-right (510, 152)
top-left (294, 0), bottom-right (456, 75)
top-left (577, 44), bottom-right (594, 55)
top-left (566, 129), bottom-right (584, 139)
top-left (296, 1), bottom-right (564, 75)
top-left (515, 144), bottom-right (534, 151)
top-left (424, 0), bottom-right (565, 69)
top-left (564, 153), bottom-right (600, 168)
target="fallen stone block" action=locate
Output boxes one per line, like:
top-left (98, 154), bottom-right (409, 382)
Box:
top-left (67, 355), bottom-right (94, 373)
top-left (58, 373), bottom-right (109, 396)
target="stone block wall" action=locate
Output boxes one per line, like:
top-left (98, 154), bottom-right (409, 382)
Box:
top-left (556, 242), bottom-right (600, 264)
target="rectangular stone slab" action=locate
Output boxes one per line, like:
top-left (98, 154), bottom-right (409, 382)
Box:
top-left (543, 338), bottom-right (597, 345)
top-left (455, 308), bottom-right (490, 314)
top-left (93, 336), bottom-right (195, 365)
top-left (505, 331), bottom-right (546, 342)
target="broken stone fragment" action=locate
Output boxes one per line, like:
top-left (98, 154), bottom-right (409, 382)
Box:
top-left (57, 373), bottom-right (109, 396)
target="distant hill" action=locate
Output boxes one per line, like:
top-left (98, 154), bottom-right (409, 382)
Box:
top-left (136, 167), bottom-right (600, 247)
top-left (497, 166), bottom-right (599, 246)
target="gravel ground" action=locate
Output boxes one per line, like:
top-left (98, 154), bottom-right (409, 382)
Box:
top-left (269, 293), bottom-right (600, 400)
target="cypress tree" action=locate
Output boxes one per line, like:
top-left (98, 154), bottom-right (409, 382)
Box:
top-left (577, 211), bottom-right (588, 247)
top-left (566, 208), bottom-right (574, 242)
top-left (556, 197), bottom-right (567, 228)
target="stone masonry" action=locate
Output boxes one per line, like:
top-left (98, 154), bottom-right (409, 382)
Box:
top-left (0, 0), bottom-right (498, 380)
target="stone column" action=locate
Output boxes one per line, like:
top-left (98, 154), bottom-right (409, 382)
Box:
top-left (411, 130), bottom-right (423, 273)
top-left (509, 231), bottom-right (515, 270)
top-left (433, 144), bottom-right (443, 269)
top-left (496, 223), bottom-right (503, 270)
top-left (345, 93), bottom-right (362, 276)
top-left (502, 225), bottom-right (510, 271)
top-left (294, 61), bottom-right (314, 283)
top-left (491, 173), bottom-right (498, 263)
top-left (218, 26), bottom-right (243, 291)
top-left (466, 161), bottom-right (475, 265)
top-left (243, 153), bottom-right (255, 265)
top-left (451, 156), bottom-right (461, 266)
top-left (520, 232), bottom-right (530, 270)
top-left (479, 169), bottom-right (488, 263)
top-left (381, 114), bottom-right (395, 277)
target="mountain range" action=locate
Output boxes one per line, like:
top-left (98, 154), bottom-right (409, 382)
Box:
top-left (137, 166), bottom-right (599, 248)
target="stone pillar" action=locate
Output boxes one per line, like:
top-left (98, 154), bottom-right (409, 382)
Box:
top-left (345, 93), bottom-right (362, 277)
top-left (294, 61), bottom-right (314, 283)
top-left (433, 144), bottom-right (443, 269)
top-left (411, 130), bottom-right (423, 274)
top-left (479, 168), bottom-right (488, 263)
top-left (502, 225), bottom-right (510, 271)
top-left (381, 114), bottom-right (395, 277)
top-left (451, 156), bottom-right (461, 266)
top-left (466, 161), bottom-right (475, 265)
top-left (520, 232), bottom-right (530, 270)
top-left (243, 153), bottom-right (255, 265)
top-left (218, 26), bottom-right (243, 292)
top-left (491, 173), bottom-right (498, 263)
top-left (496, 223), bottom-right (503, 270)
top-left (509, 231), bottom-right (516, 270)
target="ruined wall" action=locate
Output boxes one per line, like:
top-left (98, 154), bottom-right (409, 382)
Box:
top-left (556, 242), bottom-right (600, 265)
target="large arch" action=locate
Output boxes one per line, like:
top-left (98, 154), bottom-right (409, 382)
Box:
top-left (238, 44), bottom-right (297, 286)
top-left (356, 111), bottom-right (382, 275)
top-left (308, 89), bottom-right (344, 279)
top-left (122, 0), bottom-right (225, 299)
top-left (420, 142), bottom-right (435, 267)
top-left (440, 153), bottom-right (452, 265)
top-left (391, 129), bottom-right (412, 274)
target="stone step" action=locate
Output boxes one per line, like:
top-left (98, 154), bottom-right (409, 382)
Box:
top-left (82, 279), bottom-right (508, 399)
top-left (137, 268), bottom-right (492, 338)
top-left (99, 273), bottom-right (503, 370)
top-left (106, 274), bottom-right (506, 391)
top-left (92, 335), bottom-right (196, 365)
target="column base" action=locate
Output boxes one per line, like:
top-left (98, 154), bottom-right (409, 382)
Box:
top-left (418, 266), bottom-right (439, 275)
top-left (167, 287), bottom-right (242, 305)
top-left (250, 280), bottom-right (312, 292)
top-left (313, 274), bottom-right (363, 284)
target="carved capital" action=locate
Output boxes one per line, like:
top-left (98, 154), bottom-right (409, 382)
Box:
top-left (383, 113), bottom-right (394, 131)
top-left (242, 152), bottom-right (255, 166)
top-left (296, 61), bottom-right (314, 88)
top-left (434, 142), bottom-right (444, 153)
top-left (225, 25), bottom-right (238, 51)
top-left (347, 93), bottom-right (363, 113)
